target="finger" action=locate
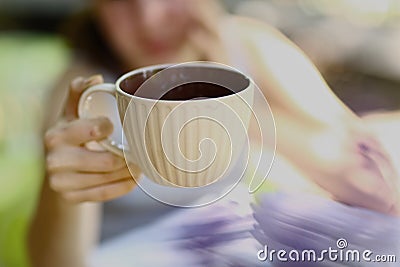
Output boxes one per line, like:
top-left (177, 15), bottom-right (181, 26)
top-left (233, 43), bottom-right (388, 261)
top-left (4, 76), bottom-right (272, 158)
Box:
top-left (62, 178), bottom-right (136, 203)
top-left (366, 148), bottom-right (397, 188)
top-left (64, 76), bottom-right (84, 121)
top-left (187, 0), bottom-right (222, 38)
top-left (45, 117), bottom-right (113, 149)
top-left (364, 152), bottom-right (399, 213)
top-left (47, 146), bottom-right (126, 173)
top-left (65, 75), bottom-right (104, 121)
top-left (188, 29), bottom-right (228, 63)
top-left (336, 159), bottom-right (397, 214)
top-left (186, 1), bottom-right (228, 63)
top-left (50, 167), bottom-right (133, 192)
top-left (357, 136), bottom-right (399, 199)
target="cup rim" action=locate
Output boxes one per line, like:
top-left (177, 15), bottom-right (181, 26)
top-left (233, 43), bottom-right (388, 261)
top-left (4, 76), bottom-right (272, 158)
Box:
top-left (115, 61), bottom-right (251, 103)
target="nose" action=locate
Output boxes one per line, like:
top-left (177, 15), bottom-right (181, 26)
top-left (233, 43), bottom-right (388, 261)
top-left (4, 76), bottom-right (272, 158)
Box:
top-left (138, 0), bottom-right (169, 38)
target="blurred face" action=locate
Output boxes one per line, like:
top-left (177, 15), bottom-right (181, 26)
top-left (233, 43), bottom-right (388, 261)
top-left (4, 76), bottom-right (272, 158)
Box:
top-left (95, 0), bottom-right (208, 69)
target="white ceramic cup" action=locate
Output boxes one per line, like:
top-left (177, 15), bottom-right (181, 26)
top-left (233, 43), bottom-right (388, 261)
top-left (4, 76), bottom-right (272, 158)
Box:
top-left (78, 62), bottom-right (254, 187)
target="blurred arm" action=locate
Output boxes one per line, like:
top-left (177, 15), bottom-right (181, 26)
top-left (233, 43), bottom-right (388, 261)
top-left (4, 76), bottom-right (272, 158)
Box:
top-left (28, 63), bottom-right (102, 267)
top-left (29, 177), bottom-right (101, 267)
top-left (237, 17), bottom-right (399, 214)
top-left (236, 17), bottom-right (357, 127)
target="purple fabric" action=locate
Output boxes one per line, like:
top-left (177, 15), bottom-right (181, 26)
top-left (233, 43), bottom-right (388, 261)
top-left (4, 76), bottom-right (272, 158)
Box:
top-left (251, 193), bottom-right (400, 266)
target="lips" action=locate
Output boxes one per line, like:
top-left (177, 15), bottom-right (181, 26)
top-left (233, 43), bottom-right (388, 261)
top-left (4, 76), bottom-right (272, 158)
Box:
top-left (143, 39), bottom-right (173, 54)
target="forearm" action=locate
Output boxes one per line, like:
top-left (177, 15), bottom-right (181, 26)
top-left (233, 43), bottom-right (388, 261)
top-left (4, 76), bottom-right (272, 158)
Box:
top-left (240, 18), bottom-right (399, 213)
top-left (28, 174), bottom-right (101, 267)
top-left (271, 105), bottom-right (348, 173)
top-left (242, 17), bottom-right (357, 127)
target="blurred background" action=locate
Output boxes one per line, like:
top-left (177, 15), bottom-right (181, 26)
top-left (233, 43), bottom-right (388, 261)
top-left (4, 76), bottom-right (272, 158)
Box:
top-left (0, 0), bottom-right (399, 266)
top-left (1, 0), bottom-right (400, 111)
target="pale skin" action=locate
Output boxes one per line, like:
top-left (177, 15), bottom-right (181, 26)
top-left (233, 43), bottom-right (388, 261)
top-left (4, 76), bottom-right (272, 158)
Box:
top-left (45, 76), bottom-right (136, 202)
top-left (29, 0), bottom-right (400, 266)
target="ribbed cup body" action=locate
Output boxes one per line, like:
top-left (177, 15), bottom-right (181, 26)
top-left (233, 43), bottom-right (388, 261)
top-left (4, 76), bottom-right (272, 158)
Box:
top-left (117, 84), bottom-right (254, 187)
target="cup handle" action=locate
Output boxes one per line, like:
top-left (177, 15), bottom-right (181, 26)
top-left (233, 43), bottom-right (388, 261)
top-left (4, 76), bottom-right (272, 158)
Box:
top-left (78, 83), bottom-right (125, 157)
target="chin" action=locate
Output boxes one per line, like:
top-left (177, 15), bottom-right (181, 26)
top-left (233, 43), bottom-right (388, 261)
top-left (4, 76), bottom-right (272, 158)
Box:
top-left (131, 55), bottom-right (173, 68)
top-left (129, 46), bottom-right (201, 68)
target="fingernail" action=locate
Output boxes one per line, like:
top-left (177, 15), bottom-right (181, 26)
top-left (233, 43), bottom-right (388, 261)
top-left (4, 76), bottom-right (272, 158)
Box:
top-left (91, 125), bottom-right (101, 137)
top-left (71, 77), bottom-right (85, 90)
top-left (97, 117), bottom-right (114, 135)
top-left (84, 75), bottom-right (103, 86)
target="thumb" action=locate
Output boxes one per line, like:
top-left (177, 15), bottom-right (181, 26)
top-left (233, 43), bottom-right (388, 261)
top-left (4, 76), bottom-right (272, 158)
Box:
top-left (64, 75), bottom-right (104, 121)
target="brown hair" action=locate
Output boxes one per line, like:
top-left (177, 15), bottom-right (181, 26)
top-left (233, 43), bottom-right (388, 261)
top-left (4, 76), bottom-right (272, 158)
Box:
top-left (60, 9), bottom-right (125, 76)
